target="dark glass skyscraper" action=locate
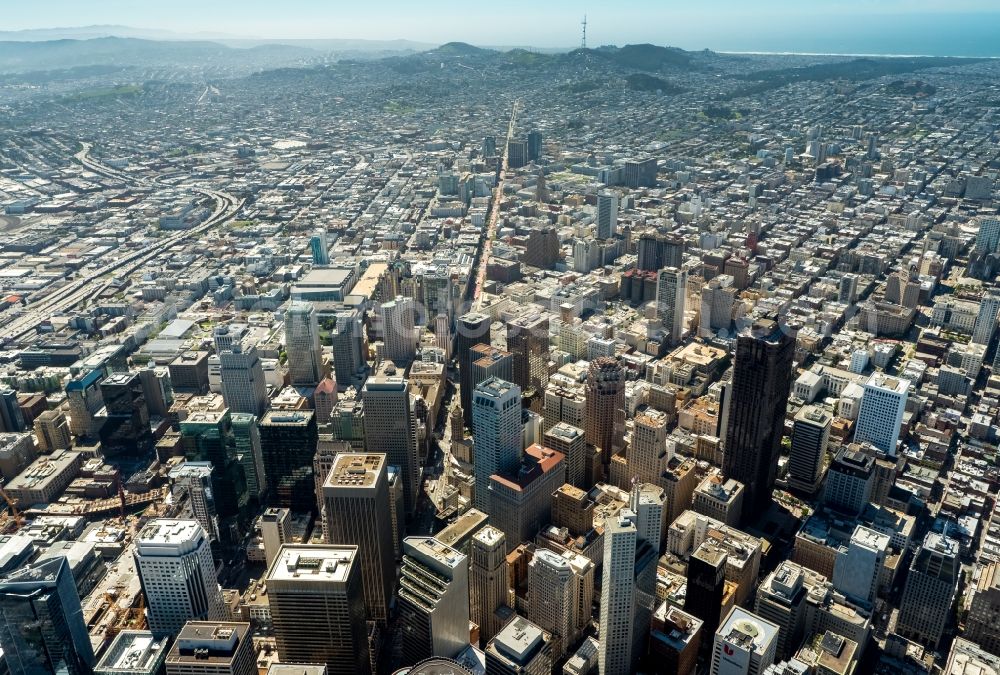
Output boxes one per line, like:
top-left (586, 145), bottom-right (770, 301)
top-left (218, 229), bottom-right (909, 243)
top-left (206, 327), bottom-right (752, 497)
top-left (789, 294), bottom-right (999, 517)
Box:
top-left (0, 557), bottom-right (96, 675)
top-left (457, 312), bottom-right (491, 426)
top-left (722, 318), bottom-right (795, 521)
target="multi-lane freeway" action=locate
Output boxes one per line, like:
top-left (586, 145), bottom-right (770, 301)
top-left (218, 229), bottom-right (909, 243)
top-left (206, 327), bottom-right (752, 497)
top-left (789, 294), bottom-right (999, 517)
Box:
top-left (0, 144), bottom-right (243, 343)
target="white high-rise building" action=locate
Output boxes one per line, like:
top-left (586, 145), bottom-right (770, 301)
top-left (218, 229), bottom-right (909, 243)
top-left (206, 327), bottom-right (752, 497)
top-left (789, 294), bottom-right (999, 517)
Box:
top-left (378, 296), bottom-right (418, 366)
top-left (832, 524), bottom-right (889, 609)
top-left (975, 216), bottom-right (1000, 254)
top-left (397, 537), bottom-right (470, 664)
top-left (853, 373), bottom-right (909, 455)
top-left (710, 607), bottom-right (779, 675)
top-left (656, 266), bottom-right (687, 346)
top-left (529, 549), bottom-right (576, 658)
top-left (471, 377), bottom-right (522, 512)
top-left (260, 507), bottom-right (291, 569)
top-left (285, 301), bottom-right (323, 386)
top-left (972, 291), bottom-right (1000, 346)
top-left (599, 510), bottom-right (637, 675)
top-left (134, 519), bottom-right (225, 637)
top-left (218, 342), bottom-right (269, 416)
top-left (596, 192), bottom-right (618, 240)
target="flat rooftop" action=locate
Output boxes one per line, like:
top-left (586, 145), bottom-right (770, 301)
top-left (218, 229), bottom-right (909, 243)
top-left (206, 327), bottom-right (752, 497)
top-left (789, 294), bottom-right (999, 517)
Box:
top-left (267, 545), bottom-right (358, 583)
top-left (326, 453), bottom-right (385, 488)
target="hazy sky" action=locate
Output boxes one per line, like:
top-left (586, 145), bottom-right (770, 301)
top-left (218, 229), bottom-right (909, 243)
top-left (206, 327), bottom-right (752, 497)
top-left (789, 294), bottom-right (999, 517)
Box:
top-left (6, 1), bottom-right (1000, 54)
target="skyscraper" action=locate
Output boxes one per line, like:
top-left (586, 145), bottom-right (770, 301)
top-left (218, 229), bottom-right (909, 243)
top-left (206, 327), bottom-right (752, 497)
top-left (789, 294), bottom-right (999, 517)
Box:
top-left (722, 319), bottom-right (795, 519)
top-left (134, 519), bottom-right (225, 637)
top-left (230, 412), bottom-right (265, 504)
top-left (97, 372), bottom-right (152, 456)
top-left (331, 308), bottom-right (369, 389)
top-left (169, 462), bottom-right (221, 542)
top-left (266, 545), bottom-right (371, 675)
top-left (656, 266), bottom-right (687, 346)
top-left (32, 409), bottom-right (71, 452)
top-left (285, 301), bottom-right (323, 386)
top-left (398, 537), bottom-right (470, 664)
top-left (0, 557), bottom-right (96, 675)
top-left (470, 526), bottom-right (509, 647)
top-left (832, 525), bottom-right (889, 609)
top-left (685, 541), bottom-right (728, 639)
top-left (165, 622), bottom-right (256, 675)
top-left (507, 313), bottom-right (550, 396)
top-left (218, 342), bottom-right (269, 417)
top-left (528, 549), bottom-right (576, 658)
top-left (311, 228), bottom-right (330, 265)
top-left (975, 216), bottom-right (1000, 254)
top-left (472, 377), bottom-right (523, 512)
top-left (259, 410), bottom-right (318, 511)
top-left (485, 617), bottom-right (553, 675)
top-left (897, 532), bottom-right (959, 649)
top-left (786, 405), bottom-right (831, 496)
top-left (65, 369), bottom-right (104, 438)
top-left (362, 373), bottom-right (420, 516)
top-left (543, 422), bottom-right (586, 488)
top-left (470, 344), bottom-right (514, 393)
top-left (585, 357), bottom-right (625, 467)
top-left (853, 372), bottom-right (908, 455)
top-left (0, 389), bottom-right (25, 433)
top-left (710, 607), bottom-right (779, 675)
top-left (972, 290), bottom-right (1000, 345)
top-left (599, 510), bottom-right (637, 675)
top-left (322, 453), bottom-right (396, 624)
top-left (637, 232), bottom-right (684, 272)
top-left (378, 295), bottom-right (418, 366)
top-left (596, 191), bottom-right (619, 240)
top-left (457, 312), bottom-right (492, 425)
top-left (260, 507), bottom-right (291, 569)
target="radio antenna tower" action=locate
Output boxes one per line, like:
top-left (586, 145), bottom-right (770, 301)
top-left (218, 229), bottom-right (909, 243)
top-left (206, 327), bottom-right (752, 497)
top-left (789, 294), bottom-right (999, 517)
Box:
top-left (581, 14), bottom-right (587, 49)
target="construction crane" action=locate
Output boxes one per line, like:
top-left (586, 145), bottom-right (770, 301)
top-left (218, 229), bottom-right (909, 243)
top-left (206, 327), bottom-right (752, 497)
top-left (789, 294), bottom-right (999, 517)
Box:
top-left (0, 487), bottom-right (23, 532)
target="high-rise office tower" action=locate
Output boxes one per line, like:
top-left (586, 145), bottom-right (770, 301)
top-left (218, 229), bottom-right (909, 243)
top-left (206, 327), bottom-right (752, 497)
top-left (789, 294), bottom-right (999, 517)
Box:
top-left (975, 216), bottom-right (1000, 254)
top-left (543, 422), bottom-right (586, 488)
top-left (378, 296), bottom-right (418, 366)
top-left (628, 409), bottom-right (671, 488)
top-left (897, 532), bottom-right (959, 649)
top-left (596, 192), bottom-right (619, 240)
top-left (260, 507), bottom-right (291, 569)
top-left (823, 447), bottom-right (874, 516)
top-left (470, 526), bottom-right (509, 647)
top-left (972, 290), bottom-right (1000, 345)
top-left (362, 374), bottom-right (420, 516)
top-left (331, 308), bottom-right (369, 389)
top-left (528, 549), bottom-right (576, 658)
top-left (656, 266), bottom-right (687, 346)
top-left (599, 510), bottom-right (638, 675)
top-left (457, 312), bottom-right (492, 425)
top-left (169, 462), bottom-right (221, 542)
top-left (314, 377), bottom-right (337, 427)
top-left (33, 408), bottom-right (71, 452)
top-left (65, 369), bottom-right (104, 438)
top-left (482, 135), bottom-right (497, 159)
top-left (699, 275), bottom-right (737, 336)
top-left (485, 617), bottom-right (553, 675)
top-left (322, 453), bottom-right (396, 624)
top-left (487, 445), bottom-right (565, 552)
top-left (134, 519), bottom-right (225, 637)
top-left (710, 607), bottom-right (779, 675)
top-left (218, 342), bottom-right (269, 417)
top-left (754, 561), bottom-right (810, 661)
top-left (0, 557), bottom-right (96, 675)
top-left (650, 604), bottom-right (703, 675)
top-left (686, 541), bottom-right (728, 639)
top-left (786, 406), bottom-right (831, 496)
top-left (165, 622), bottom-right (256, 675)
top-left (624, 157), bottom-right (657, 189)
top-left (637, 233), bottom-right (684, 272)
top-left (965, 562), bottom-right (1000, 655)
top-left (285, 301), bottom-right (323, 386)
top-left (95, 631), bottom-right (171, 675)
top-left (311, 228), bottom-right (330, 265)
top-left (230, 412), bottom-right (265, 504)
top-left (839, 273), bottom-right (859, 304)
top-left (507, 313), bottom-right (550, 396)
top-left (138, 366), bottom-right (174, 418)
top-left (722, 319), bottom-right (795, 520)
top-left (259, 409), bottom-right (318, 511)
top-left (832, 525), bottom-right (889, 609)
top-left (472, 377), bottom-right (522, 511)
top-left (398, 537), bottom-right (470, 664)
top-left (470, 344), bottom-right (514, 393)
top-left (853, 372), bottom-right (908, 455)
top-left (527, 130), bottom-right (543, 162)
top-left (179, 411), bottom-right (250, 541)
top-left (0, 389), bottom-right (25, 433)
top-left (585, 357), bottom-right (625, 466)
top-left (267, 545), bottom-right (371, 675)
top-left (97, 372), bottom-right (152, 456)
